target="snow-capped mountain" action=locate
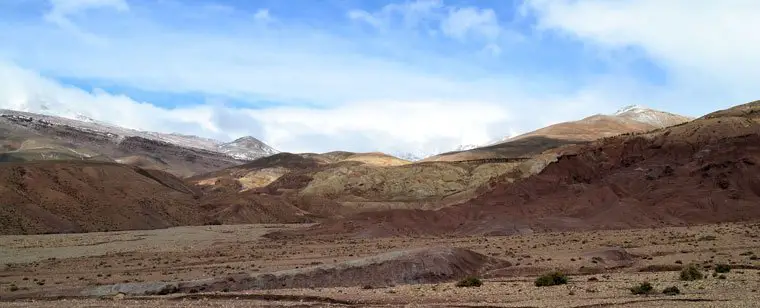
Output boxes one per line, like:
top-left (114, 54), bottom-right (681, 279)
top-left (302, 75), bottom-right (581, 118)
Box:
top-left (392, 144), bottom-right (482, 161)
top-left (613, 104), bottom-right (692, 127)
top-left (218, 136), bottom-right (278, 160)
top-left (392, 152), bottom-right (427, 162)
top-left (453, 144), bottom-right (479, 151)
top-left (0, 108), bottom-right (278, 161)
top-left (485, 104), bottom-right (692, 147)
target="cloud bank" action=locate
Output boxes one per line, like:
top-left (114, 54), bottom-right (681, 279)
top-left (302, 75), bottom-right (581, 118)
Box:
top-left (1, 0), bottom-right (759, 156)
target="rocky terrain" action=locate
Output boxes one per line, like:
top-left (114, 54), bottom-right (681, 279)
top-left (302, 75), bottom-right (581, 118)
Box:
top-left (0, 109), bottom-right (278, 177)
top-left (0, 103), bottom-right (701, 237)
top-left (291, 101), bottom-right (760, 238)
top-left (0, 160), bottom-right (312, 235)
top-left (426, 105), bottom-right (691, 162)
top-left (1, 222), bottom-right (759, 307)
top-left (2, 101), bottom-right (760, 308)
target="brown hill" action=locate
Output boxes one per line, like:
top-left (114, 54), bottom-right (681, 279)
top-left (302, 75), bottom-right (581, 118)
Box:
top-left (340, 152), bottom-right (411, 166)
top-left (0, 161), bottom-right (204, 235)
top-left (295, 160), bottom-right (524, 213)
top-left (189, 153), bottom-right (326, 193)
top-left (190, 151), bottom-right (409, 193)
top-left (0, 111), bottom-right (251, 177)
top-left (286, 100), bottom-right (760, 238)
top-left (0, 160), bottom-right (315, 235)
top-left (190, 149), bottom-right (526, 220)
top-left (425, 106), bottom-right (691, 162)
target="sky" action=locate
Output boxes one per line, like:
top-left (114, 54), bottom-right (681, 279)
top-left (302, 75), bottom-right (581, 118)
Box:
top-left (0, 0), bottom-right (758, 156)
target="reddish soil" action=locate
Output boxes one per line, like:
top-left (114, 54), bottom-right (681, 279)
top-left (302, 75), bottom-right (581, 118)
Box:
top-left (0, 161), bottom-right (312, 235)
top-left (288, 102), bottom-right (760, 238)
top-left (0, 161), bottom-right (203, 235)
top-left (199, 191), bottom-right (315, 224)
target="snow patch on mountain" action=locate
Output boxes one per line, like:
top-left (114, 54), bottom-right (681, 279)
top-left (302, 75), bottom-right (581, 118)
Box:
top-left (0, 107), bottom-right (278, 161)
top-left (614, 104), bottom-right (692, 127)
top-left (218, 136), bottom-right (278, 160)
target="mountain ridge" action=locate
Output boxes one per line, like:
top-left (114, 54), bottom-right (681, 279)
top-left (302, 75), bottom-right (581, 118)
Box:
top-left (427, 105), bottom-right (692, 162)
top-left (0, 108), bottom-right (278, 162)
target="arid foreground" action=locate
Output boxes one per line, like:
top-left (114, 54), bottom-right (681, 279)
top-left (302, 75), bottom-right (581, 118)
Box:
top-left (2, 223), bottom-right (760, 307)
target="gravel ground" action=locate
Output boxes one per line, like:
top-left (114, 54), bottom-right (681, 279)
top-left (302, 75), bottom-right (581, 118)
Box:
top-left (2, 222), bottom-right (760, 307)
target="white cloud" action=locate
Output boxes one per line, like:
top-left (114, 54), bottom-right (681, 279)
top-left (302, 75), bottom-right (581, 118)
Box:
top-left (348, 10), bottom-right (385, 28)
top-left (253, 9), bottom-right (273, 23)
top-left (0, 62), bottom-right (524, 155)
top-left (0, 0), bottom-right (662, 156)
top-left (349, 0), bottom-right (501, 42)
top-left (44, 0), bottom-right (129, 43)
top-left (46, 0), bottom-right (129, 17)
top-left (525, 0), bottom-right (760, 104)
top-left (440, 7), bottom-right (500, 40)
top-left (0, 61), bottom-right (220, 135)
top-left (0, 61), bottom-right (622, 155)
top-left (249, 100), bottom-right (511, 154)
top-left (348, 0), bottom-right (443, 30)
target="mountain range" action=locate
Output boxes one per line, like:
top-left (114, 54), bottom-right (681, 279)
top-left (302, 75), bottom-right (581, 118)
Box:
top-left (0, 109), bottom-right (278, 177)
top-left (11, 100), bottom-right (760, 238)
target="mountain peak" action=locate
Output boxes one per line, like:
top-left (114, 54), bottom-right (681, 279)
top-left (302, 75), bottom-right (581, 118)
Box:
top-left (614, 104), bottom-right (649, 115)
top-left (231, 136), bottom-right (263, 143)
top-left (219, 136), bottom-right (278, 160)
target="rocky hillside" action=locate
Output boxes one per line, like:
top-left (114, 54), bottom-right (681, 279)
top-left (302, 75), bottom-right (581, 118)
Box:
top-left (286, 100), bottom-right (760, 238)
top-left (0, 109), bottom-right (278, 177)
top-left (426, 105), bottom-right (691, 162)
top-left (0, 160), bottom-right (312, 235)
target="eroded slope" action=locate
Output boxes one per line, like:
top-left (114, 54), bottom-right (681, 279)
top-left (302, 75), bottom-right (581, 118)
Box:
top-left (293, 101), bottom-right (760, 238)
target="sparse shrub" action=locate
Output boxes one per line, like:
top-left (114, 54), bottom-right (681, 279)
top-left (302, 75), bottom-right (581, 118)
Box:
top-left (715, 264), bottom-right (731, 273)
top-left (630, 282), bottom-right (654, 295)
top-left (8, 284), bottom-right (19, 292)
top-left (587, 276), bottom-right (599, 282)
top-left (455, 276), bottom-right (483, 288)
top-left (362, 285), bottom-right (373, 289)
top-left (680, 264), bottom-right (704, 281)
top-left (698, 235), bottom-right (717, 241)
top-left (205, 219), bottom-right (223, 226)
top-left (662, 286), bottom-right (680, 295)
top-left (718, 274), bottom-right (727, 279)
top-left (535, 272), bottom-right (568, 287)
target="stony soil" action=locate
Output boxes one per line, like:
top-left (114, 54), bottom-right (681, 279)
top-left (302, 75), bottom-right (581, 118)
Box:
top-left (2, 222), bottom-right (760, 307)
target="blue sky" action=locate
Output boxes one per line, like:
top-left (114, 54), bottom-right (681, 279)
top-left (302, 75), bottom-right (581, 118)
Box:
top-left (0, 0), bottom-right (758, 156)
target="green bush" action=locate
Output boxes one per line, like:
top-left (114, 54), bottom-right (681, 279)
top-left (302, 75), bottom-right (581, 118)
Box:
top-left (630, 282), bottom-right (654, 295)
top-left (662, 286), bottom-right (680, 295)
top-left (714, 264), bottom-right (731, 273)
top-left (535, 272), bottom-right (568, 287)
top-left (680, 264), bottom-right (704, 281)
top-left (455, 276), bottom-right (483, 288)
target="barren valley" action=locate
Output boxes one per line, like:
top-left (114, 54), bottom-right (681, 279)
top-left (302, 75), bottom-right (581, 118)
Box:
top-left (2, 223), bottom-right (760, 307)
top-left (1, 102), bottom-right (760, 307)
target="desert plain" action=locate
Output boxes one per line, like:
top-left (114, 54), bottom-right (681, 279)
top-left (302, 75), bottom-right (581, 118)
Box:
top-left (2, 222), bottom-right (760, 307)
